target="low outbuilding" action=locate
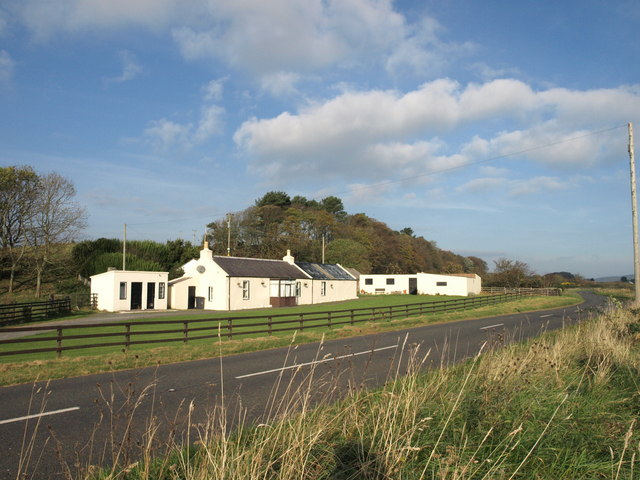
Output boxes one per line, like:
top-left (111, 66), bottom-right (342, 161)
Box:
top-left (359, 272), bottom-right (481, 296)
top-left (90, 269), bottom-right (169, 312)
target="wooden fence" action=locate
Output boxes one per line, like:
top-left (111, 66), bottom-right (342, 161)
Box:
top-left (0, 298), bottom-right (72, 327)
top-left (482, 287), bottom-right (562, 296)
top-left (0, 293), bottom-right (537, 359)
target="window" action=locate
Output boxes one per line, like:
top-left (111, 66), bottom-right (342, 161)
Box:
top-left (296, 281), bottom-right (301, 297)
top-left (208, 286), bottom-right (214, 302)
top-left (386, 278), bottom-right (395, 285)
top-left (436, 281), bottom-right (447, 286)
top-left (364, 278), bottom-right (373, 285)
top-left (321, 281), bottom-right (327, 296)
top-left (243, 280), bottom-right (250, 300)
top-left (159, 282), bottom-right (166, 300)
top-left (119, 282), bottom-right (127, 300)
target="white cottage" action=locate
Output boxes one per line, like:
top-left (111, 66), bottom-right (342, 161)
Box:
top-left (360, 272), bottom-right (481, 297)
top-left (90, 269), bottom-right (169, 312)
top-left (168, 244), bottom-right (357, 310)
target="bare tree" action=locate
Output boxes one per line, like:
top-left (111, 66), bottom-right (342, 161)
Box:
top-left (27, 172), bottom-right (87, 297)
top-left (0, 166), bottom-right (39, 293)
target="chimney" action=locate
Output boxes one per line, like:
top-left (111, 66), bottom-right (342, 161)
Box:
top-left (283, 249), bottom-right (295, 264)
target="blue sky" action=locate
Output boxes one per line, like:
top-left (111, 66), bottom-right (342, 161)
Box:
top-left (1, 0), bottom-right (640, 278)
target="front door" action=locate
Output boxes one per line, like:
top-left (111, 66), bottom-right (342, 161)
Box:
top-left (188, 286), bottom-right (196, 309)
top-left (408, 277), bottom-right (418, 295)
top-left (146, 283), bottom-right (155, 309)
top-left (131, 282), bottom-right (143, 309)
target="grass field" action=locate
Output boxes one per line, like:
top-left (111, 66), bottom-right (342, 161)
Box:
top-left (0, 292), bottom-right (582, 386)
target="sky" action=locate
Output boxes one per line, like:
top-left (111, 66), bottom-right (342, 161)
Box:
top-left (1, 0), bottom-right (640, 279)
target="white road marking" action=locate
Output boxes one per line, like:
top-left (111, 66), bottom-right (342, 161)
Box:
top-left (540, 314), bottom-right (553, 318)
top-left (480, 323), bottom-right (504, 330)
top-left (235, 345), bottom-right (398, 379)
top-left (0, 407), bottom-right (80, 425)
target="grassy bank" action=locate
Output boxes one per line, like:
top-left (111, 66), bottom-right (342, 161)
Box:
top-left (84, 295), bottom-right (640, 480)
top-left (0, 293), bottom-right (581, 386)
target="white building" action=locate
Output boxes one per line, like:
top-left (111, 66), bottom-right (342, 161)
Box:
top-left (90, 269), bottom-right (169, 312)
top-left (168, 245), bottom-right (358, 311)
top-left (359, 272), bottom-right (481, 297)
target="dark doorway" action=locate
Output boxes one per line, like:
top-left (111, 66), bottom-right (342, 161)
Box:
top-left (131, 282), bottom-right (143, 309)
top-left (188, 286), bottom-right (196, 309)
top-left (146, 283), bottom-right (155, 309)
top-left (408, 277), bottom-right (418, 295)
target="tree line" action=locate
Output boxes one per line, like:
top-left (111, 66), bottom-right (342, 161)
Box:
top-left (206, 191), bottom-right (489, 276)
top-left (0, 166), bottom-right (87, 297)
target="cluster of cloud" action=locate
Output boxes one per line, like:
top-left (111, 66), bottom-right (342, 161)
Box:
top-left (143, 78), bottom-right (226, 152)
top-left (8, 0), bottom-right (463, 80)
top-left (234, 79), bottom-right (640, 189)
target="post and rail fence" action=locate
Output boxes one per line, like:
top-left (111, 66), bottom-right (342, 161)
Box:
top-left (0, 289), bottom-right (559, 359)
top-left (0, 298), bottom-right (72, 327)
top-left (481, 286), bottom-right (562, 296)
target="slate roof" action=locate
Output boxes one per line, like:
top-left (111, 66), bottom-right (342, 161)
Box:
top-left (295, 262), bottom-right (355, 280)
top-left (213, 256), bottom-right (309, 279)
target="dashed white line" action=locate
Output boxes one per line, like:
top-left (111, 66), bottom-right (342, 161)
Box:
top-left (480, 323), bottom-right (504, 330)
top-left (235, 345), bottom-right (398, 379)
top-left (0, 407), bottom-right (80, 425)
top-left (540, 314), bottom-right (553, 318)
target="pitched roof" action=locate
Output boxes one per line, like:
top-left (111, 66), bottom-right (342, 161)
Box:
top-left (213, 256), bottom-right (309, 279)
top-left (295, 261), bottom-right (355, 280)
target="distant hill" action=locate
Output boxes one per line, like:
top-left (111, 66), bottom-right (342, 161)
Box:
top-left (595, 275), bottom-right (635, 283)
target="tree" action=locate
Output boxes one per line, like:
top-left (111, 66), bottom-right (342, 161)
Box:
top-left (490, 258), bottom-right (534, 288)
top-left (27, 172), bottom-right (87, 297)
top-left (0, 166), bottom-right (39, 292)
top-left (320, 196), bottom-right (345, 217)
top-left (255, 191), bottom-right (291, 208)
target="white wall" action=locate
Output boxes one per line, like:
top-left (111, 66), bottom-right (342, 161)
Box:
top-left (359, 273), bottom-right (481, 296)
top-left (90, 270), bottom-right (168, 312)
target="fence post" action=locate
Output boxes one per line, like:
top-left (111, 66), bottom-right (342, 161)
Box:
top-left (268, 316), bottom-right (272, 335)
top-left (350, 309), bottom-right (354, 325)
top-left (56, 327), bottom-right (63, 358)
top-left (228, 318), bottom-right (233, 339)
top-left (183, 321), bottom-right (188, 344)
top-left (125, 324), bottom-right (131, 351)
top-left (328, 311), bottom-right (332, 328)
top-left (300, 313), bottom-right (304, 331)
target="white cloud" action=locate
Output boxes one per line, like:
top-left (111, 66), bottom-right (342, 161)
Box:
top-left (104, 50), bottom-right (142, 84)
top-left (235, 79), bottom-right (640, 185)
top-left (457, 175), bottom-right (570, 197)
top-left (260, 72), bottom-right (301, 97)
top-left (202, 77), bottom-right (227, 102)
top-left (0, 50), bottom-right (14, 85)
top-left (143, 80), bottom-right (226, 151)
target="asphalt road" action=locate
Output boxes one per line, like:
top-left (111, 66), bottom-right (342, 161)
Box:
top-left (0, 291), bottom-right (607, 479)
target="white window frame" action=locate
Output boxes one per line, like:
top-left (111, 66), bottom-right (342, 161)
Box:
top-left (119, 282), bottom-right (127, 300)
top-left (295, 281), bottom-right (301, 297)
top-left (242, 280), bottom-right (250, 300)
top-left (321, 281), bottom-right (326, 296)
top-left (159, 282), bottom-right (166, 300)
top-left (208, 286), bottom-right (214, 302)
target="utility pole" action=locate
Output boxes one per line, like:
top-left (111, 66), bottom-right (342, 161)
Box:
top-left (123, 223), bottom-right (127, 271)
top-left (629, 122), bottom-right (640, 302)
top-left (227, 213), bottom-right (231, 256)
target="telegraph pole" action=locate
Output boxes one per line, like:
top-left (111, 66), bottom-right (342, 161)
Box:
top-left (227, 213), bottom-right (232, 256)
top-left (629, 122), bottom-right (640, 302)
top-left (122, 223), bottom-right (127, 271)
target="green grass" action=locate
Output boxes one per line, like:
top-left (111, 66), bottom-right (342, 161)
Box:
top-left (0, 293), bottom-right (582, 386)
top-left (76, 292), bottom-right (639, 480)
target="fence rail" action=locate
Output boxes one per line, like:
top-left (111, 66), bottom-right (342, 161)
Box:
top-left (0, 299), bottom-right (72, 327)
top-left (0, 291), bottom-right (555, 359)
top-left (481, 287), bottom-right (562, 296)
